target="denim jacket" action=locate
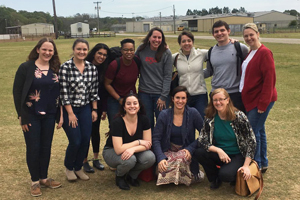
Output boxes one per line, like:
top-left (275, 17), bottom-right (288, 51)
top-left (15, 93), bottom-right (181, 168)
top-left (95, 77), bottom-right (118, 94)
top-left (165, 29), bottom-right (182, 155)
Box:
top-left (197, 111), bottom-right (256, 159)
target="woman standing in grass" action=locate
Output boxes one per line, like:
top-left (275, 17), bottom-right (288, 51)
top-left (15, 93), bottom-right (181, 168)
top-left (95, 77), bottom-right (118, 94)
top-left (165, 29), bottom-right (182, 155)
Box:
top-left (102, 93), bottom-right (155, 190)
top-left (83, 43), bottom-right (111, 173)
top-left (13, 38), bottom-right (62, 197)
top-left (59, 38), bottom-right (99, 181)
top-left (240, 23), bottom-right (277, 172)
top-left (136, 27), bottom-right (173, 130)
top-left (172, 31), bottom-right (208, 119)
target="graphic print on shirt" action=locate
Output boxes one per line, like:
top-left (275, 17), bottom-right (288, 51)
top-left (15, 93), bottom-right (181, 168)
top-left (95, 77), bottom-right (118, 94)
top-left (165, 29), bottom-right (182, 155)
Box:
top-left (145, 57), bottom-right (157, 65)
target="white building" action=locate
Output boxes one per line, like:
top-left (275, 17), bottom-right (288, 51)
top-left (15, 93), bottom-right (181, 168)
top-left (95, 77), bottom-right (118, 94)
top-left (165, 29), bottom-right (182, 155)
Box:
top-left (70, 22), bottom-right (90, 38)
top-left (21, 23), bottom-right (54, 36)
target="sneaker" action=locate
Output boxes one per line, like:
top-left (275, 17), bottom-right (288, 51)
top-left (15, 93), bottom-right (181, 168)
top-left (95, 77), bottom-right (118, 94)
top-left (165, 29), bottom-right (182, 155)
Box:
top-left (66, 168), bottom-right (77, 181)
top-left (40, 178), bottom-right (62, 189)
top-left (93, 159), bottom-right (105, 170)
top-left (83, 162), bottom-right (95, 173)
top-left (31, 183), bottom-right (42, 197)
top-left (75, 169), bottom-right (90, 181)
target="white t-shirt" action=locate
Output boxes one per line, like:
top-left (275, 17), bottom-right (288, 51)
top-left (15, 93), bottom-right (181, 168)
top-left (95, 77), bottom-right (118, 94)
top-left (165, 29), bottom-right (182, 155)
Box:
top-left (239, 50), bottom-right (258, 92)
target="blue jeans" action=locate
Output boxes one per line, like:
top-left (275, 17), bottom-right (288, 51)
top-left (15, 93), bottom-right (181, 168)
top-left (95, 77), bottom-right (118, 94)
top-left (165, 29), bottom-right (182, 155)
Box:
top-left (247, 102), bottom-right (274, 169)
top-left (138, 92), bottom-right (170, 130)
top-left (187, 93), bottom-right (208, 119)
top-left (63, 104), bottom-right (92, 171)
top-left (107, 96), bottom-right (121, 124)
top-left (23, 114), bottom-right (56, 181)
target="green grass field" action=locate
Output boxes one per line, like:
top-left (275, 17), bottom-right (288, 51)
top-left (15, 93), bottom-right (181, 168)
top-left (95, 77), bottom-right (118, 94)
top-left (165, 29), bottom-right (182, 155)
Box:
top-left (0, 35), bottom-right (299, 200)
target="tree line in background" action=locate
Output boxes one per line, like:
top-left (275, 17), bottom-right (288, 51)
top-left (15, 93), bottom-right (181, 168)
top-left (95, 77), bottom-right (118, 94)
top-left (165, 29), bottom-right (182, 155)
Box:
top-left (186, 6), bottom-right (247, 15)
top-left (0, 6), bottom-right (136, 34)
top-left (0, 5), bottom-right (299, 34)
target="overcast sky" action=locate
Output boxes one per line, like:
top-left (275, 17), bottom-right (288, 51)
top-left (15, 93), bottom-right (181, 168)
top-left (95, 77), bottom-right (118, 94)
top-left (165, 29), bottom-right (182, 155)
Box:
top-left (1, 0), bottom-right (299, 18)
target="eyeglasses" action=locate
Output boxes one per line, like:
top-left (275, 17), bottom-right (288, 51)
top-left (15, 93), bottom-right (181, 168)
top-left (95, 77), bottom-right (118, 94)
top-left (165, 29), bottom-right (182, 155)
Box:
top-left (212, 98), bottom-right (227, 103)
top-left (97, 52), bottom-right (107, 57)
top-left (122, 49), bottom-right (135, 52)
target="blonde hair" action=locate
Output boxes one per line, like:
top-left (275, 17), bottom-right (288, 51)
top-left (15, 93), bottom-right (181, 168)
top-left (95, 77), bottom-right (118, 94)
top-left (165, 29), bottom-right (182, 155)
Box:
top-left (205, 88), bottom-right (237, 121)
top-left (243, 23), bottom-right (259, 33)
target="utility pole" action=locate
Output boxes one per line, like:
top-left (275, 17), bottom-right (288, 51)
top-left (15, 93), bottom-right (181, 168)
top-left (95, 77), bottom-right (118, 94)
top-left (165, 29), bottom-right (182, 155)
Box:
top-left (94, 1), bottom-right (101, 33)
top-left (173, 5), bottom-right (176, 34)
top-left (132, 13), bottom-right (135, 32)
top-left (159, 12), bottom-right (161, 29)
top-left (52, 0), bottom-right (58, 39)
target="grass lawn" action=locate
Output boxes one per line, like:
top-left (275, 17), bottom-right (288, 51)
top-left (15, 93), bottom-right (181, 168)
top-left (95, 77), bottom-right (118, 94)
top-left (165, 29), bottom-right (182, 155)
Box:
top-left (0, 35), bottom-right (299, 199)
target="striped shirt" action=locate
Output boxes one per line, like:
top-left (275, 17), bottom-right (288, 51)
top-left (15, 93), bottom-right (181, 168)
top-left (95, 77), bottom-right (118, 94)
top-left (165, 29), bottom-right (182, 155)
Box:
top-left (59, 58), bottom-right (99, 107)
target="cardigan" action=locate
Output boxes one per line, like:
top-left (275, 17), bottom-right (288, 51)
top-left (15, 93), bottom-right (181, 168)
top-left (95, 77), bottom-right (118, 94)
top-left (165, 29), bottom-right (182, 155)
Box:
top-left (172, 47), bottom-right (207, 96)
top-left (197, 111), bottom-right (256, 159)
top-left (152, 106), bottom-right (203, 175)
top-left (241, 44), bottom-right (277, 112)
top-left (13, 60), bottom-right (60, 125)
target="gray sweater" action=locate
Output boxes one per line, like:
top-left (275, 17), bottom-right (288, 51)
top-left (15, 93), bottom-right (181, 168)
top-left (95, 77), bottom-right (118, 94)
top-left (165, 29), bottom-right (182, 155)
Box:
top-left (136, 45), bottom-right (172, 101)
top-left (204, 42), bottom-right (248, 93)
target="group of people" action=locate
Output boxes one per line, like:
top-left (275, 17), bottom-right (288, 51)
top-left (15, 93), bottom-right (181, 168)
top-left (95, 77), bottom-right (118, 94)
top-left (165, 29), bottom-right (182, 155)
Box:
top-left (13, 20), bottom-right (277, 197)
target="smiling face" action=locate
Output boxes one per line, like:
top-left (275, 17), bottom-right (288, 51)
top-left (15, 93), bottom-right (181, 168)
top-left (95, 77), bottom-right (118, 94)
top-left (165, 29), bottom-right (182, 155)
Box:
top-left (36, 41), bottom-right (54, 63)
top-left (121, 42), bottom-right (135, 62)
top-left (124, 96), bottom-right (140, 115)
top-left (180, 35), bottom-right (193, 55)
top-left (213, 26), bottom-right (230, 45)
top-left (93, 48), bottom-right (108, 65)
top-left (73, 42), bottom-right (88, 61)
top-left (212, 92), bottom-right (229, 115)
top-left (243, 28), bottom-right (260, 49)
top-left (172, 91), bottom-right (187, 111)
top-left (149, 30), bottom-right (162, 51)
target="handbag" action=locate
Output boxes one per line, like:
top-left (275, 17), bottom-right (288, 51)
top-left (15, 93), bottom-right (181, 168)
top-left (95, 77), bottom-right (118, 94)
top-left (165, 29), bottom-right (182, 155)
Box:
top-left (170, 54), bottom-right (179, 95)
top-left (235, 160), bottom-right (263, 199)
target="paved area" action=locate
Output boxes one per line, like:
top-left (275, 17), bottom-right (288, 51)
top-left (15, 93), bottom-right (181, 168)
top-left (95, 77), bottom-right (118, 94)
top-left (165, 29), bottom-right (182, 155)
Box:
top-left (117, 33), bottom-right (300, 44)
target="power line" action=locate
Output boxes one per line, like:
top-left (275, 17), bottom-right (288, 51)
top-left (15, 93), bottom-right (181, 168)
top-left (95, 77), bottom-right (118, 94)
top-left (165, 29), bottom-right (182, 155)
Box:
top-left (100, 6), bottom-right (172, 15)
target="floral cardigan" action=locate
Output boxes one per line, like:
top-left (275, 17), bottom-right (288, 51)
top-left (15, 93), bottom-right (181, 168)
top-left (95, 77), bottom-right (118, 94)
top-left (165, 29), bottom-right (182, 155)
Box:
top-left (197, 111), bottom-right (256, 159)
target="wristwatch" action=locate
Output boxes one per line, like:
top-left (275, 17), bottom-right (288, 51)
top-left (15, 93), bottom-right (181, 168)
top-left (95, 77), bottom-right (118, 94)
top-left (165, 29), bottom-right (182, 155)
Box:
top-left (92, 108), bottom-right (98, 112)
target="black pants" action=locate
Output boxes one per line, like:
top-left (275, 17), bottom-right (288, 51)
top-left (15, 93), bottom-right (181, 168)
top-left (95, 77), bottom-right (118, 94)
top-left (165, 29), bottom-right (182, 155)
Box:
top-left (194, 148), bottom-right (244, 183)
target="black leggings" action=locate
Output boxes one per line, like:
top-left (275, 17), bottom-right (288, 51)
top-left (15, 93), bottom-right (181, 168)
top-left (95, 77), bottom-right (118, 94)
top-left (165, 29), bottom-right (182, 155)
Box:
top-left (194, 148), bottom-right (244, 183)
top-left (86, 117), bottom-right (101, 158)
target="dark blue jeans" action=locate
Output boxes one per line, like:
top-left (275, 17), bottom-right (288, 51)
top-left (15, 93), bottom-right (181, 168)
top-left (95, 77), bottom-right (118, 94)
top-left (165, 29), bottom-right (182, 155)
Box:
top-left (107, 96), bottom-right (121, 124)
top-left (247, 102), bottom-right (274, 169)
top-left (24, 114), bottom-right (56, 182)
top-left (138, 92), bottom-right (170, 130)
top-left (63, 104), bottom-right (92, 171)
top-left (187, 93), bottom-right (208, 119)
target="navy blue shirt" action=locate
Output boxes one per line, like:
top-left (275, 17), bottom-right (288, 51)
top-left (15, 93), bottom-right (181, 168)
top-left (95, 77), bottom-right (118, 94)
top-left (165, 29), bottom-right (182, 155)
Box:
top-left (26, 67), bottom-right (60, 115)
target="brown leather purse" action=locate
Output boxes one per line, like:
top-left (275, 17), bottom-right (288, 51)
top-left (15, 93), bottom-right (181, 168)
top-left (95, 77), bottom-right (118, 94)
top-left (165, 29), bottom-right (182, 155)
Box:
top-left (235, 160), bottom-right (263, 199)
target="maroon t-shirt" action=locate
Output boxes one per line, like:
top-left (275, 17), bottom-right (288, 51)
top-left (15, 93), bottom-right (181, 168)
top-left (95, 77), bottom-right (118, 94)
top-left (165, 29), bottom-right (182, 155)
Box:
top-left (105, 56), bottom-right (139, 97)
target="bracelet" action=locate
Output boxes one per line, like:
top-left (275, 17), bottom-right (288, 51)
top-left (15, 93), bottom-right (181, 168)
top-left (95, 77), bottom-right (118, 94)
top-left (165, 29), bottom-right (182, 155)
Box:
top-left (117, 97), bottom-right (122, 101)
top-left (138, 139), bottom-right (140, 145)
top-left (92, 108), bottom-right (98, 112)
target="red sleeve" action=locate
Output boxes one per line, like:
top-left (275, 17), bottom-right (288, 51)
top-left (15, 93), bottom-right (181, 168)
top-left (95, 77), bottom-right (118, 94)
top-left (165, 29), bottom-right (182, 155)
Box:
top-left (105, 60), bottom-right (117, 80)
top-left (257, 48), bottom-right (276, 111)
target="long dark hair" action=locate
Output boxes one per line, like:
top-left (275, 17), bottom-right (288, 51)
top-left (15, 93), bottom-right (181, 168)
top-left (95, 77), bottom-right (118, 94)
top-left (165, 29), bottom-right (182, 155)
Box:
top-left (27, 38), bottom-right (61, 73)
top-left (119, 93), bottom-right (146, 117)
top-left (86, 43), bottom-right (111, 82)
top-left (138, 27), bottom-right (167, 62)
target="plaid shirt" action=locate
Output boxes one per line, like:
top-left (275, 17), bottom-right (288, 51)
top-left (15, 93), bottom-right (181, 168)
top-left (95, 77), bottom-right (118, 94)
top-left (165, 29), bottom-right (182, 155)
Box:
top-left (59, 58), bottom-right (99, 107)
